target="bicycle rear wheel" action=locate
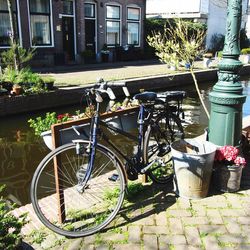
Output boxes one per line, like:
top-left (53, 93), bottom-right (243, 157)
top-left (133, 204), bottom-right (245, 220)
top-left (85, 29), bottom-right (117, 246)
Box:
top-left (144, 113), bottom-right (184, 184)
top-left (31, 141), bottom-right (126, 237)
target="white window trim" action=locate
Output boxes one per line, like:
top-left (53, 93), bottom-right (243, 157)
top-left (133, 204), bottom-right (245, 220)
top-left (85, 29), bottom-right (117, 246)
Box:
top-left (84, 2), bottom-right (97, 53)
top-left (105, 3), bottom-right (122, 47)
top-left (27, 0), bottom-right (54, 48)
top-left (0, 0), bottom-right (22, 48)
top-left (60, 0), bottom-right (77, 57)
top-left (126, 5), bottom-right (141, 47)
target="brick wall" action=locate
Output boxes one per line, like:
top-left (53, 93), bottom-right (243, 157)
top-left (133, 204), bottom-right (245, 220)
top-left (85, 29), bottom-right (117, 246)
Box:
top-left (0, 0), bottom-right (145, 66)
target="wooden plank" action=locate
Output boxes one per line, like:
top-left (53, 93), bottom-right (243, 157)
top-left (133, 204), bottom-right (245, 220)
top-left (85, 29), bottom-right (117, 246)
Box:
top-left (51, 106), bottom-right (139, 132)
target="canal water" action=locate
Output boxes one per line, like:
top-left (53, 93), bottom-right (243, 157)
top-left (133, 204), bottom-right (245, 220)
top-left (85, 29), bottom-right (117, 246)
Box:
top-left (0, 79), bottom-right (249, 206)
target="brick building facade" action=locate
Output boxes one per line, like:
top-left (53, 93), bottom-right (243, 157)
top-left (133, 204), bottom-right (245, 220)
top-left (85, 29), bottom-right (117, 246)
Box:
top-left (0, 0), bottom-right (146, 65)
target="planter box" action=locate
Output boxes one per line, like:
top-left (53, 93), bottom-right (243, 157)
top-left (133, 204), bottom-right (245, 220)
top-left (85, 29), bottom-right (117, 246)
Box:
top-left (43, 107), bottom-right (139, 150)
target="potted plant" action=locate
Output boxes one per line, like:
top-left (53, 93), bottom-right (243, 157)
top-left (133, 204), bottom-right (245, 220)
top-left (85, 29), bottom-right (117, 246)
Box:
top-left (203, 52), bottom-right (213, 68)
top-left (12, 83), bottom-right (22, 96)
top-left (101, 44), bottom-right (110, 63)
top-left (81, 50), bottom-right (95, 64)
top-left (28, 111), bottom-right (84, 150)
top-left (240, 48), bottom-right (250, 64)
top-left (41, 76), bottom-right (55, 90)
top-left (213, 145), bottom-right (247, 192)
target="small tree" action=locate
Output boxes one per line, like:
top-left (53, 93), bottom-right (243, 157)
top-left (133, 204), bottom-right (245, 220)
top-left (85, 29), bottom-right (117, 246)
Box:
top-left (147, 19), bottom-right (210, 119)
top-left (1, 44), bottom-right (36, 70)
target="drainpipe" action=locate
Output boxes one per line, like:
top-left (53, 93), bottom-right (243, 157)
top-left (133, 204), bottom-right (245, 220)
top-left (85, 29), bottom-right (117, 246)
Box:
top-left (209, 0), bottom-right (246, 146)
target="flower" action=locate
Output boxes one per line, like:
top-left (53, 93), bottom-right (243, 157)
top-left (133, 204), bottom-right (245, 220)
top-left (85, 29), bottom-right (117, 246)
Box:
top-left (215, 145), bottom-right (247, 167)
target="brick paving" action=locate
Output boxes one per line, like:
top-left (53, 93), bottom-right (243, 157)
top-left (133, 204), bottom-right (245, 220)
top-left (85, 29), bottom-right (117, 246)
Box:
top-left (20, 148), bottom-right (250, 249)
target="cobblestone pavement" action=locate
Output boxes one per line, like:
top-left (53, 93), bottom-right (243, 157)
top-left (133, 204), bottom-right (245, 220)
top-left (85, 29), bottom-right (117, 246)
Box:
top-left (22, 151), bottom-right (250, 250)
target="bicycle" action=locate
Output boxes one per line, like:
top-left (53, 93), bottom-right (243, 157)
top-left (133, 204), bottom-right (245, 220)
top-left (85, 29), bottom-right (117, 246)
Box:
top-left (30, 81), bottom-right (185, 237)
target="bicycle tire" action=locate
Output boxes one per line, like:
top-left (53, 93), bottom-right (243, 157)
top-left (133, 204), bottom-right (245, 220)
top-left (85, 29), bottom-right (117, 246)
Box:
top-left (144, 113), bottom-right (184, 184)
top-left (31, 141), bottom-right (126, 237)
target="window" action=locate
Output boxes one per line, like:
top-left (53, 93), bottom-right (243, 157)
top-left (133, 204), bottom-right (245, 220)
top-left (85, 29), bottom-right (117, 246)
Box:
top-left (106, 5), bottom-right (120, 46)
top-left (84, 3), bottom-right (95, 18)
top-left (127, 7), bottom-right (140, 46)
top-left (29, 0), bottom-right (52, 46)
top-left (0, 0), bottom-right (18, 47)
top-left (63, 0), bottom-right (73, 15)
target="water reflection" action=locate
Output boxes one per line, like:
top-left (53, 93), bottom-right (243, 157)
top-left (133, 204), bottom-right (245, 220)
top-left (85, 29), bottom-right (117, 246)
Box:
top-left (0, 79), bottom-right (249, 205)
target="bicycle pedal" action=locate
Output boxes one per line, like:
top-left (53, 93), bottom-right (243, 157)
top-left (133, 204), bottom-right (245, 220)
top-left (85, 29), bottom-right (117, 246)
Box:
top-left (157, 145), bottom-right (171, 157)
top-left (108, 174), bottom-right (119, 182)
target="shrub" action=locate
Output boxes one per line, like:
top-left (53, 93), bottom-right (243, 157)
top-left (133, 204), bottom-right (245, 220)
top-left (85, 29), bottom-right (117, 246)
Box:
top-left (0, 43), bottom-right (36, 70)
top-left (0, 185), bottom-right (27, 250)
top-left (28, 112), bottom-right (71, 135)
top-left (241, 48), bottom-right (250, 55)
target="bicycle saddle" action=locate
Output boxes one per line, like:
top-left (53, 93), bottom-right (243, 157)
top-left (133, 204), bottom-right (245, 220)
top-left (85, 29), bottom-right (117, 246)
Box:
top-left (133, 92), bottom-right (157, 102)
top-left (157, 91), bottom-right (186, 101)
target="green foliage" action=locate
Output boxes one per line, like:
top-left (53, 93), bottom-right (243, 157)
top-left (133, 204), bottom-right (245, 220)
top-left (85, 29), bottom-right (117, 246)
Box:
top-left (0, 43), bottom-right (36, 70)
top-left (147, 18), bottom-right (209, 119)
top-left (28, 112), bottom-right (71, 135)
top-left (0, 185), bottom-right (27, 250)
top-left (29, 230), bottom-right (48, 244)
top-left (41, 76), bottom-right (55, 84)
top-left (125, 182), bottom-right (144, 201)
top-left (147, 19), bottom-right (206, 67)
top-left (241, 48), bottom-right (250, 55)
top-left (217, 51), bottom-right (223, 58)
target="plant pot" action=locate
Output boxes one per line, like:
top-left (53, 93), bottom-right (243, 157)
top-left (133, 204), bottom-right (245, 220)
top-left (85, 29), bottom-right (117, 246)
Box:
top-left (12, 85), bottom-right (22, 95)
top-left (101, 53), bottom-right (109, 63)
top-left (41, 124), bottom-right (90, 150)
top-left (203, 58), bottom-right (212, 68)
top-left (0, 88), bottom-right (8, 96)
top-left (44, 82), bottom-right (54, 90)
top-left (213, 164), bottom-right (243, 192)
top-left (171, 139), bottom-right (217, 199)
top-left (41, 130), bottom-right (53, 150)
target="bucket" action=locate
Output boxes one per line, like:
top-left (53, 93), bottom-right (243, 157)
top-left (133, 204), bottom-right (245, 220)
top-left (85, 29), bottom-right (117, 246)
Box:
top-left (171, 139), bottom-right (217, 199)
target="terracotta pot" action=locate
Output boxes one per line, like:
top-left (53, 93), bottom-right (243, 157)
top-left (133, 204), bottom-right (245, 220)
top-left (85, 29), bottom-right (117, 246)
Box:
top-left (12, 85), bottom-right (22, 95)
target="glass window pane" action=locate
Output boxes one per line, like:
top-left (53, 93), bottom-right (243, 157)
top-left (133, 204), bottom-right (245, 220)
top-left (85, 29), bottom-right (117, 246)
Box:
top-left (127, 8), bottom-right (140, 20)
top-left (31, 15), bottom-right (51, 45)
top-left (30, 0), bottom-right (50, 13)
top-left (0, 0), bottom-right (17, 12)
top-left (128, 22), bottom-right (139, 45)
top-left (63, 0), bottom-right (73, 15)
top-left (106, 21), bottom-right (120, 45)
top-left (0, 13), bottom-right (11, 45)
top-left (84, 3), bottom-right (95, 18)
top-left (106, 5), bottom-right (120, 19)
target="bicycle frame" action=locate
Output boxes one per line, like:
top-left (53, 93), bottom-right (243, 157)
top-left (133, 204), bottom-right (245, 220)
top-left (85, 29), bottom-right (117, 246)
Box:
top-left (78, 102), bottom-right (152, 187)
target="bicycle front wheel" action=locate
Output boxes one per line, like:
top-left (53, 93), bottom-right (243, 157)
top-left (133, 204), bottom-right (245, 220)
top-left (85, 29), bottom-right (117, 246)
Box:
top-left (144, 114), bottom-right (184, 184)
top-left (31, 141), bottom-right (126, 237)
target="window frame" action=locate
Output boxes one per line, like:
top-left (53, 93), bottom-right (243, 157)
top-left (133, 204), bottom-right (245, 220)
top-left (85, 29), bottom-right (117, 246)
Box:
top-left (126, 6), bottom-right (141, 47)
top-left (0, 0), bottom-right (22, 48)
top-left (105, 4), bottom-right (121, 47)
top-left (28, 0), bottom-right (54, 48)
top-left (84, 2), bottom-right (95, 19)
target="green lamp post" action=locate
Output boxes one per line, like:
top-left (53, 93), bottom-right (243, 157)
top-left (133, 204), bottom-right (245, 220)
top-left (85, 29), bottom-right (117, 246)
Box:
top-left (209, 0), bottom-right (246, 146)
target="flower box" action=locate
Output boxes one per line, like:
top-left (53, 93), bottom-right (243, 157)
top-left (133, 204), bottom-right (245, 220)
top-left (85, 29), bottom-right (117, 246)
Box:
top-left (43, 106), bottom-right (139, 150)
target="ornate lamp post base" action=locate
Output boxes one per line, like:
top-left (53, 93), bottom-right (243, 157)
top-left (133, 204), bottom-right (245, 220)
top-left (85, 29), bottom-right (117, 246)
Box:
top-left (209, 0), bottom-right (246, 147)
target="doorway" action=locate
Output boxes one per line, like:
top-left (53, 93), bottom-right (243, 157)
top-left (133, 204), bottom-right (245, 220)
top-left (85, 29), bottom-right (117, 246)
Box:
top-left (85, 19), bottom-right (96, 54)
top-left (62, 16), bottom-right (75, 61)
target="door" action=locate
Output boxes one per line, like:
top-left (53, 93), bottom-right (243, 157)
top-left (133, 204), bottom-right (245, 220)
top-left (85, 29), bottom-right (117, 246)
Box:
top-left (62, 17), bottom-right (75, 61)
top-left (85, 19), bottom-right (96, 54)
